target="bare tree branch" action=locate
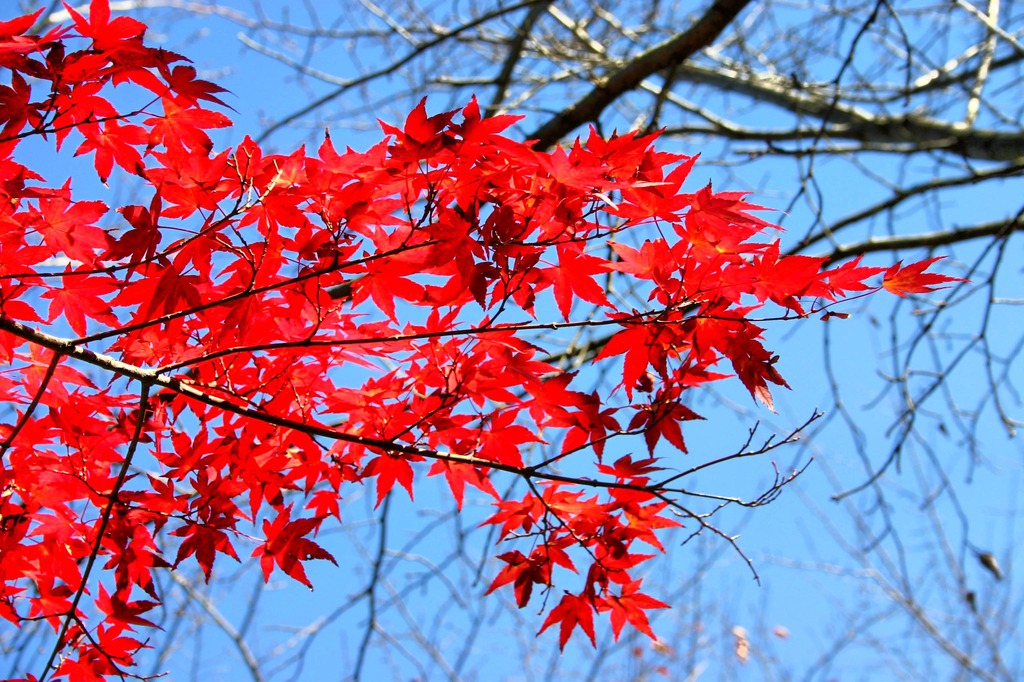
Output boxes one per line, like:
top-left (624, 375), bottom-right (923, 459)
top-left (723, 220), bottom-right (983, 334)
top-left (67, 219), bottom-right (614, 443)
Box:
top-left (528, 0), bottom-right (755, 148)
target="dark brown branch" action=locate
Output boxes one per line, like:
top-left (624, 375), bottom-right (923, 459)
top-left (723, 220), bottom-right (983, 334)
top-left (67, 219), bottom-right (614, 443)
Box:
top-left (486, 1), bottom-right (555, 116)
top-left (40, 382), bottom-right (153, 682)
top-left (527, 0), bottom-right (755, 149)
top-left (825, 219), bottom-right (1024, 262)
top-left (667, 62), bottom-right (1024, 162)
top-left (255, 0), bottom-right (543, 143)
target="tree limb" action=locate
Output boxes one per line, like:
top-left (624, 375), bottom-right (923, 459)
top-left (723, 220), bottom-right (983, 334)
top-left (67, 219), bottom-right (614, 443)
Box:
top-left (528, 0), bottom-right (755, 149)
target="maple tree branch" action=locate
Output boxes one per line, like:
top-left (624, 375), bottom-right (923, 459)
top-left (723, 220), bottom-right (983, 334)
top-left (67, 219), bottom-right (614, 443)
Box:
top-left (254, 0), bottom-right (542, 143)
top-left (657, 62), bottom-right (1024, 163)
top-left (656, 412), bottom-right (820, 488)
top-left (0, 312), bottom-right (805, 602)
top-left (154, 305), bottom-right (667, 375)
top-left (166, 571), bottom-right (266, 682)
top-left (528, 0), bottom-right (755, 149)
top-left (824, 219), bottom-right (1024, 263)
top-left (0, 101), bottom-right (162, 147)
top-left (353, 493), bottom-right (389, 682)
top-left (794, 162), bottom-right (1024, 254)
top-left (659, 491), bottom-right (761, 585)
top-left (486, 1), bottom-right (554, 116)
top-left (0, 315), bottom-right (721, 504)
top-left (0, 352), bottom-right (59, 467)
top-left (39, 380), bottom-right (153, 682)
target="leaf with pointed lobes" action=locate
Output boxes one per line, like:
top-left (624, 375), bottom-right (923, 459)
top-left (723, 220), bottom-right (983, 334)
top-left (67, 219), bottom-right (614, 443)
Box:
top-left (254, 506), bottom-right (337, 589)
top-left (474, 408), bottom-right (539, 468)
top-left (538, 592), bottom-right (597, 650)
top-left (524, 372), bottom-right (591, 427)
top-left (689, 308), bottom-right (789, 412)
top-left (379, 96), bottom-right (457, 152)
top-left (882, 256), bottom-right (964, 297)
top-left (628, 398), bottom-right (704, 454)
top-left (160, 64), bottom-right (231, 108)
top-left (594, 320), bottom-right (681, 401)
top-left (606, 240), bottom-right (675, 284)
top-left (485, 544), bottom-right (573, 608)
top-left (95, 584), bottom-right (160, 630)
top-left (748, 241), bottom-right (829, 315)
top-left (605, 493), bottom-right (682, 552)
top-left (599, 579), bottom-right (670, 641)
top-left (427, 459), bottom-right (500, 510)
top-left (171, 522), bottom-right (240, 582)
top-left (481, 492), bottom-right (547, 538)
top-left (455, 96), bottom-right (523, 147)
top-left (39, 273), bottom-right (120, 336)
top-left (75, 119), bottom-right (149, 183)
top-left (109, 195), bottom-right (162, 262)
top-left (596, 454), bottom-right (665, 481)
top-left (0, 9), bottom-right (46, 49)
top-left (363, 451), bottom-right (419, 508)
top-left (550, 242), bottom-right (612, 320)
top-left (65, 0), bottom-right (147, 46)
top-left (32, 187), bottom-right (110, 265)
top-left (824, 255), bottom-right (886, 297)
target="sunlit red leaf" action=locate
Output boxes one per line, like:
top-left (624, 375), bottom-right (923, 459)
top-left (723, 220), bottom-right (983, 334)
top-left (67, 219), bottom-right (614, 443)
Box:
top-left (538, 592), bottom-right (597, 649)
top-left (882, 257), bottom-right (963, 298)
top-left (253, 506), bottom-right (338, 588)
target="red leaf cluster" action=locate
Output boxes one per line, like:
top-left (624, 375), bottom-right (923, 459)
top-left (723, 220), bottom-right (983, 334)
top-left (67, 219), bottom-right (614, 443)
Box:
top-left (0, 2), bottom-right (963, 678)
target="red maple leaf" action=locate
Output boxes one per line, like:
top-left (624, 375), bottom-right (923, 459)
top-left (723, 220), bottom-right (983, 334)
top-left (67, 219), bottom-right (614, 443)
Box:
top-left (550, 243), bottom-right (611, 320)
top-left (484, 548), bottom-right (568, 608)
top-left (171, 522), bottom-right (240, 582)
top-left (598, 579), bottom-right (669, 640)
top-left (379, 96), bottom-right (456, 155)
top-left (606, 239), bottom-right (675, 283)
top-left (30, 188), bottom-right (110, 264)
top-left (596, 454), bottom-right (664, 481)
top-left (427, 460), bottom-right (500, 510)
top-left (594, 320), bottom-right (680, 401)
top-left (95, 584), bottom-right (160, 630)
top-left (107, 197), bottom-right (162, 262)
top-left (628, 398), bottom-right (704, 454)
top-left (824, 255), bottom-right (886, 297)
top-left (363, 452), bottom-right (419, 507)
top-left (748, 241), bottom-right (828, 314)
top-left (65, 0), bottom-right (147, 47)
top-left (145, 97), bottom-right (232, 153)
top-left (39, 273), bottom-right (119, 336)
top-left (455, 96), bottom-right (522, 147)
top-left (482, 492), bottom-right (547, 537)
top-left (538, 592), bottom-right (597, 649)
top-left (253, 506), bottom-right (337, 588)
top-left (0, 10), bottom-right (46, 52)
top-left (74, 119), bottom-right (149, 183)
top-left (160, 64), bottom-right (231, 108)
top-left (882, 257), bottom-right (963, 297)
top-left (0, 72), bottom-right (34, 140)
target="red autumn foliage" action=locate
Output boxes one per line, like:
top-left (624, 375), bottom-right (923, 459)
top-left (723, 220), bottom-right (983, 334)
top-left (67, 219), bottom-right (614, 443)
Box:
top-left (0, 2), bottom-right (963, 678)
